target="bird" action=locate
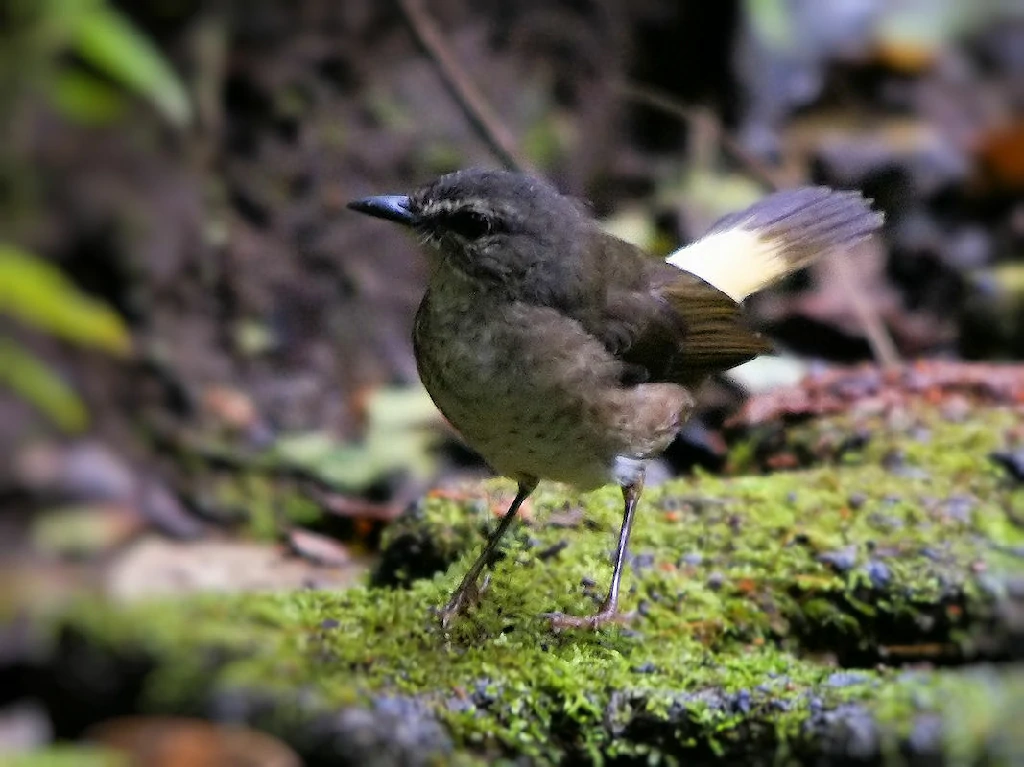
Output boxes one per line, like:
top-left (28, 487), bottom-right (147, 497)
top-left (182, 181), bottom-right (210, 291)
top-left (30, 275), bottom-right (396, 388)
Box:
top-left (348, 169), bottom-right (883, 629)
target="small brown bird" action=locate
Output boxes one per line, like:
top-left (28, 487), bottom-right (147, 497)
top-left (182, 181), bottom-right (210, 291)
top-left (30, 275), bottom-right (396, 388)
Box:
top-left (349, 170), bottom-right (882, 628)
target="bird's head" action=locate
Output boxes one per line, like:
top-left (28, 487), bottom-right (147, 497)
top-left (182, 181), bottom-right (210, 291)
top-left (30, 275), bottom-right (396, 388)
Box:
top-left (348, 169), bottom-right (594, 291)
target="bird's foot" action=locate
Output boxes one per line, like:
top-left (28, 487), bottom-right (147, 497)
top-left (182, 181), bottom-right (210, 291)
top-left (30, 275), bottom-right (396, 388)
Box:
top-left (543, 607), bottom-right (635, 630)
top-left (437, 574), bottom-right (490, 629)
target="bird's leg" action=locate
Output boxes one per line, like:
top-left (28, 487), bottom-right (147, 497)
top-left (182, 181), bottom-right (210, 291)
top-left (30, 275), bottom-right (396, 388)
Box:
top-left (547, 469), bottom-right (645, 629)
top-left (439, 478), bottom-right (537, 628)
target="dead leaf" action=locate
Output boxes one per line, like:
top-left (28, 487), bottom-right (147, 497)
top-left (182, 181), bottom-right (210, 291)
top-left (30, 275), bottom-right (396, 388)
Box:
top-left (319, 493), bottom-right (403, 522)
top-left (89, 716), bottom-right (300, 767)
top-left (31, 503), bottom-right (146, 558)
top-left (106, 538), bottom-right (369, 600)
top-left (14, 441), bottom-right (135, 502)
top-left (730, 361), bottom-right (1024, 428)
top-left (976, 119), bottom-right (1024, 191)
top-left (286, 528), bottom-right (351, 567)
top-left (201, 386), bottom-right (259, 431)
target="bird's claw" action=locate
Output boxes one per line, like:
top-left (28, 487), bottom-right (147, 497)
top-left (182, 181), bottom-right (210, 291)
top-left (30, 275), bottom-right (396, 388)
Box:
top-left (437, 574), bottom-right (491, 629)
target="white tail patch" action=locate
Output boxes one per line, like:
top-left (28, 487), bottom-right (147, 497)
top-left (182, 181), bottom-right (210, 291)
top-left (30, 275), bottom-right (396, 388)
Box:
top-left (666, 228), bottom-right (790, 302)
top-left (665, 187), bottom-right (883, 302)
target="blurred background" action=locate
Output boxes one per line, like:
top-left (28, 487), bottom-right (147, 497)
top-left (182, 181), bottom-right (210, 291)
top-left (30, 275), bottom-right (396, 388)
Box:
top-left (1, 0), bottom-right (1022, 759)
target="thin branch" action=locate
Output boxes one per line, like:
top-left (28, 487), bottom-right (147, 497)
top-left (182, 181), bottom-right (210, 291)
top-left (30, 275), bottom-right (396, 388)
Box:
top-left (617, 80), bottom-right (901, 368)
top-left (396, 0), bottom-right (533, 175)
top-left (830, 245), bottom-right (901, 366)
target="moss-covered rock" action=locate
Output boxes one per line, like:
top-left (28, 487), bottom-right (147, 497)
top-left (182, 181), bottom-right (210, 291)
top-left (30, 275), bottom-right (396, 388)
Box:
top-left (42, 402), bottom-right (1024, 764)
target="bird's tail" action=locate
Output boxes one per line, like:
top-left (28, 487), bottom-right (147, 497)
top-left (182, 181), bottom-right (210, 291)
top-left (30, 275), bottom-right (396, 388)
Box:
top-left (666, 187), bottom-right (883, 302)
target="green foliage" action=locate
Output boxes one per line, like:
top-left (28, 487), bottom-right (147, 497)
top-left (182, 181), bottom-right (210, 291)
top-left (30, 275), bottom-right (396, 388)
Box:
top-left (3, 0), bottom-right (191, 128)
top-left (70, 1), bottom-right (191, 127)
top-left (745, 0), bottom-right (1023, 56)
top-left (0, 338), bottom-right (88, 432)
top-left (48, 68), bottom-right (127, 125)
top-left (0, 245), bottom-right (130, 354)
top-left (0, 244), bottom-right (130, 432)
top-left (744, 0), bottom-right (793, 51)
top-left (5, 746), bottom-right (126, 767)
top-left (272, 386), bottom-right (442, 490)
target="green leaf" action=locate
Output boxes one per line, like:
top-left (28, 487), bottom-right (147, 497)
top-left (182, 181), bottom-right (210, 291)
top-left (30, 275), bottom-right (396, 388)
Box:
top-left (600, 207), bottom-right (657, 250)
top-left (47, 68), bottom-right (127, 124)
top-left (744, 0), bottom-right (793, 51)
top-left (0, 338), bottom-right (88, 432)
top-left (0, 244), bottom-right (131, 354)
top-left (271, 386), bottom-right (442, 491)
top-left (876, 0), bottom-right (968, 50)
top-left (70, 4), bottom-right (191, 128)
top-left (5, 744), bottom-right (126, 767)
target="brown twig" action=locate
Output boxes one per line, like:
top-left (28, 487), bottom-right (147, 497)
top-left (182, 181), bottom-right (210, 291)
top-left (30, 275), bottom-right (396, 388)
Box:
top-left (617, 80), bottom-right (902, 368)
top-left (829, 245), bottom-right (901, 367)
top-left (396, 0), bottom-right (533, 175)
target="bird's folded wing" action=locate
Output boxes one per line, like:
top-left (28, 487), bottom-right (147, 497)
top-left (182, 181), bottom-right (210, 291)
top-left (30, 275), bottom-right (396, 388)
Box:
top-left (597, 271), bottom-right (771, 389)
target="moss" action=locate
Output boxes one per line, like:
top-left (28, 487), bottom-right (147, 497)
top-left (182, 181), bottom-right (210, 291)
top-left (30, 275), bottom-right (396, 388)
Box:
top-left (54, 404), bottom-right (1024, 763)
top-left (5, 747), bottom-right (126, 767)
top-left (373, 489), bottom-right (501, 587)
top-left (861, 668), bottom-right (1024, 763)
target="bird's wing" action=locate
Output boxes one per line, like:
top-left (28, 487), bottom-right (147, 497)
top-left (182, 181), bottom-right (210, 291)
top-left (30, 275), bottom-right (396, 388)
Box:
top-left (587, 186), bottom-right (882, 388)
top-left (596, 264), bottom-right (770, 389)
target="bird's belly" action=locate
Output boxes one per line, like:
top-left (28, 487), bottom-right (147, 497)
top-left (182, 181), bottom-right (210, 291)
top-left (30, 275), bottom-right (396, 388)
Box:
top-left (418, 341), bottom-right (611, 489)
top-left (413, 290), bottom-right (690, 490)
top-left (414, 301), bottom-right (621, 489)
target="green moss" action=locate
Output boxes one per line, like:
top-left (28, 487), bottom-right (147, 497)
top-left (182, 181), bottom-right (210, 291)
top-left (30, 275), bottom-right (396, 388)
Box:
top-left (57, 404), bottom-right (1024, 763)
top-left (5, 747), bottom-right (126, 767)
top-left (866, 668), bottom-right (1024, 763)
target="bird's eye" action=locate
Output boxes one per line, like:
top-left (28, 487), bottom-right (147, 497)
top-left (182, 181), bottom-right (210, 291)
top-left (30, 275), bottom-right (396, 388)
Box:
top-left (438, 210), bottom-right (492, 239)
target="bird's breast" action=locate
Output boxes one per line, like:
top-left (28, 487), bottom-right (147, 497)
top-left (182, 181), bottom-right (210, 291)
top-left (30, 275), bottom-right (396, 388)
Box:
top-left (412, 279), bottom-right (691, 489)
top-left (413, 290), bottom-right (599, 487)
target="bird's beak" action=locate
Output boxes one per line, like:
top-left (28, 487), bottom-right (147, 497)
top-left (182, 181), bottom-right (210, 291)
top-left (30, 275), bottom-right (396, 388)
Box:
top-left (346, 194), bottom-right (417, 226)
